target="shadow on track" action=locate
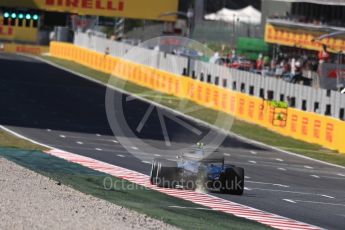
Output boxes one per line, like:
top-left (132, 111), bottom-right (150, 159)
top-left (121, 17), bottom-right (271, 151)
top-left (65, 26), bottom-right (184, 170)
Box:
top-left (0, 53), bottom-right (262, 151)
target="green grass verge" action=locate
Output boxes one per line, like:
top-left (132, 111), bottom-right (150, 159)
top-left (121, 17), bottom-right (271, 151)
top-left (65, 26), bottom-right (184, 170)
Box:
top-left (41, 55), bottom-right (345, 167)
top-left (0, 148), bottom-right (270, 230)
top-left (0, 129), bottom-right (46, 151)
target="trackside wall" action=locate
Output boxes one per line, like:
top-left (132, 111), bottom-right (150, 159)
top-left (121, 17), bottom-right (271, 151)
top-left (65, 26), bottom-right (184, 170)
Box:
top-left (0, 43), bottom-right (49, 55)
top-left (74, 32), bottom-right (345, 121)
top-left (49, 42), bottom-right (345, 153)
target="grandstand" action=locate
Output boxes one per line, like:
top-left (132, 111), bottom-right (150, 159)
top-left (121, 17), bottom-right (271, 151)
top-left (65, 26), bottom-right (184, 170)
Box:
top-left (263, 0), bottom-right (345, 91)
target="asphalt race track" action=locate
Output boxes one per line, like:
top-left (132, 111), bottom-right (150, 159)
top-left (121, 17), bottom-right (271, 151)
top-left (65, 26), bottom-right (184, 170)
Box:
top-left (1, 53), bottom-right (345, 229)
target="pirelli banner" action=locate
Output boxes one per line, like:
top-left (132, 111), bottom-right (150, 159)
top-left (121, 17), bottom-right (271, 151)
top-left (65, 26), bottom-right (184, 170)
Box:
top-left (50, 42), bottom-right (345, 154)
top-left (0, 0), bottom-right (178, 21)
top-left (265, 23), bottom-right (345, 53)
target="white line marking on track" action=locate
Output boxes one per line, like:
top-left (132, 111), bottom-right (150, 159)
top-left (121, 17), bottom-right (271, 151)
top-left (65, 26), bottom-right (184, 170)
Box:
top-left (95, 148), bottom-right (102, 151)
top-left (276, 158), bottom-right (284, 162)
top-left (278, 167), bottom-right (286, 171)
top-left (248, 160), bottom-right (257, 164)
top-left (320, 195), bottom-right (335, 199)
top-left (96, 134), bottom-right (101, 137)
top-left (76, 141), bottom-right (83, 145)
top-left (51, 144), bottom-right (128, 154)
top-left (224, 153), bottom-right (231, 156)
top-left (244, 176), bottom-right (251, 179)
top-left (52, 134), bottom-right (116, 142)
top-left (167, 158), bottom-right (177, 161)
top-left (336, 214), bottom-right (345, 217)
top-left (131, 146), bottom-right (138, 150)
top-left (252, 188), bottom-right (321, 196)
top-left (117, 154), bottom-right (125, 158)
top-left (46, 129), bottom-right (52, 132)
top-left (244, 187), bottom-right (252, 191)
top-left (283, 199), bottom-right (296, 204)
top-left (246, 181), bottom-right (290, 188)
top-left (250, 151), bottom-right (257, 155)
top-left (337, 173), bottom-right (345, 177)
top-left (59, 135), bottom-right (66, 138)
top-left (304, 165), bottom-right (314, 169)
top-left (293, 200), bottom-right (345, 207)
top-left (154, 154), bottom-right (161, 157)
top-left (141, 161), bottom-right (150, 164)
top-left (273, 184), bottom-right (290, 188)
top-left (113, 140), bottom-right (118, 143)
top-left (322, 175), bottom-right (345, 180)
top-left (311, 175), bottom-right (320, 178)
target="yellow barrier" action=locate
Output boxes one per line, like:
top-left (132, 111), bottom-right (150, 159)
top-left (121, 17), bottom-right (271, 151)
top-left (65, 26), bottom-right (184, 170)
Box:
top-left (265, 23), bottom-right (345, 53)
top-left (1, 43), bottom-right (49, 55)
top-left (50, 42), bottom-right (345, 154)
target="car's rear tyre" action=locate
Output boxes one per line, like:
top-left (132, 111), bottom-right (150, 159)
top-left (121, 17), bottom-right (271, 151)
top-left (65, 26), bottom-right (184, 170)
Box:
top-left (155, 159), bottom-right (178, 188)
top-left (220, 167), bottom-right (244, 195)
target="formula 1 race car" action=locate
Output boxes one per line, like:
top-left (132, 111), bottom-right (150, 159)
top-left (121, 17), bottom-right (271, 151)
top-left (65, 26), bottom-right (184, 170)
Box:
top-left (150, 145), bottom-right (244, 195)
